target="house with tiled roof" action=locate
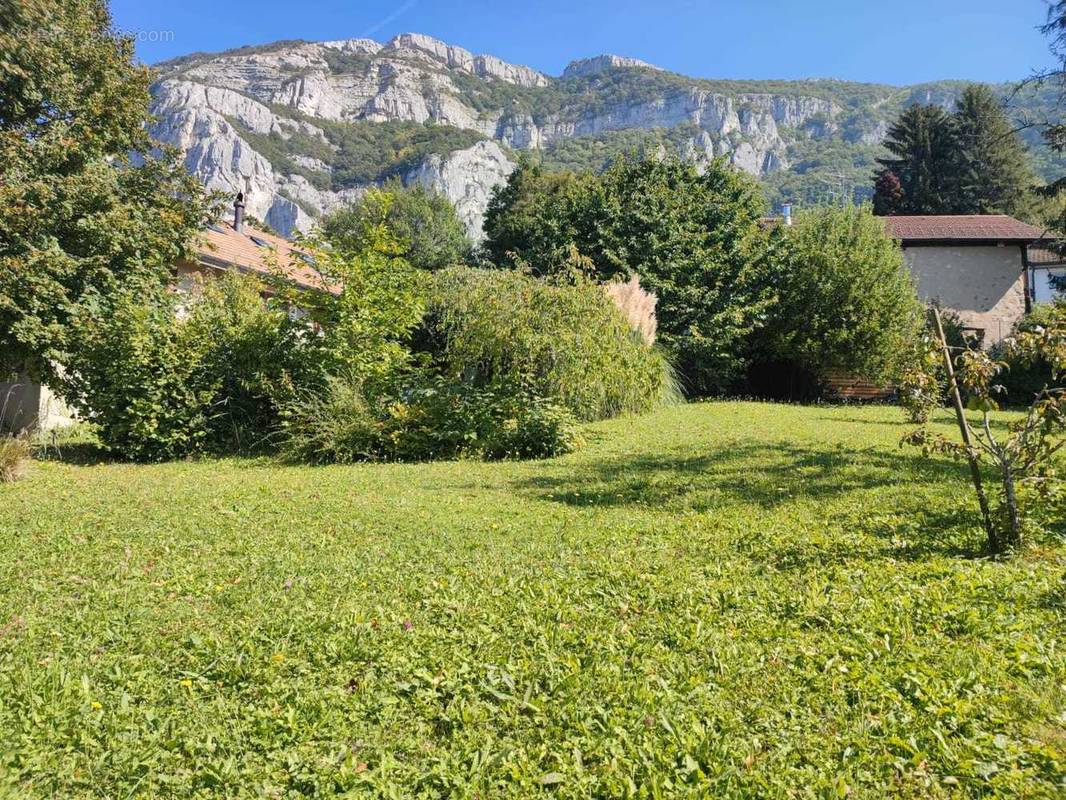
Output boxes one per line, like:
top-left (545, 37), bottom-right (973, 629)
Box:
top-left (176, 194), bottom-right (334, 296)
top-left (1, 196), bottom-right (331, 433)
top-left (881, 214), bottom-right (1047, 346)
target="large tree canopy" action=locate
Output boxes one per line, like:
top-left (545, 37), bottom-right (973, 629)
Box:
top-left (760, 205), bottom-right (924, 386)
top-left (318, 179), bottom-right (472, 271)
top-left (0, 0), bottom-right (216, 378)
top-left (482, 156), bottom-right (776, 396)
top-left (874, 86), bottom-right (1036, 219)
top-left (874, 104), bottom-right (960, 215)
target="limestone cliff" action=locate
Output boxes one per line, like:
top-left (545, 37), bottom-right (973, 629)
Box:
top-left (148, 33), bottom-right (1056, 239)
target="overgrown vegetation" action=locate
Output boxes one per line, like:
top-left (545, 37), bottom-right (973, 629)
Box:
top-left (0, 434), bottom-right (30, 483)
top-left (425, 266), bottom-right (676, 421)
top-left (483, 157), bottom-right (776, 396)
top-left (0, 0), bottom-right (219, 381)
top-left (60, 273), bottom-right (294, 461)
top-left (483, 158), bottom-right (920, 400)
top-left (905, 303), bottom-right (1066, 553)
top-left (319, 180), bottom-right (472, 271)
top-left (280, 374), bottom-right (580, 463)
top-left (755, 205), bottom-right (924, 387)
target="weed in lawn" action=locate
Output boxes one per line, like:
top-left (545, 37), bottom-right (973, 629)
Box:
top-left (0, 434), bottom-right (29, 482)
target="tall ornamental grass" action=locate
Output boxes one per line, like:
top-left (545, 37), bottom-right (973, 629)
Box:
top-left (426, 267), bottom-right (678, 422)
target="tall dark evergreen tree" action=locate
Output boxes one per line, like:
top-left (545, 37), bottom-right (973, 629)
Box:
top-left (952, 84), bottom-right (1036, 217)
top-left (874, 88), bottom-right (1036, 218)
top-left (874, 104), bottom-right (959, 215)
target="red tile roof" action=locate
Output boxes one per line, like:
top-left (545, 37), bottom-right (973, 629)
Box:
top-left (881, 215), bottom-right (1045, 244)
top-left (1027, 245), bottom-right (1066, 266)
top-left (193, 221), bottom-right (335, 293)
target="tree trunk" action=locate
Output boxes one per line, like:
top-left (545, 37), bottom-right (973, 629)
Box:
top-left (1000, 462), bottom-right (1023, 550)
top-left (932, 308), bottom-right (999, 552)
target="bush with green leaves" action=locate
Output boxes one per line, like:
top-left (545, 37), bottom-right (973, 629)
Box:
top-left (61, 273), bottom-right (294, 461)
top-left (990, 301), bottom-right (1066, 406)
top-left (482, 156), bottom-right (774, 396)
top-left (181, 272), bottom-right (300, 451)
top-left (279, 373), bottom-right (580, 463)
top-left (898, 305), bottom-right (977, 423)
top-left (424, 266), bottom-right (676, 421)
top-left (61, 289), bottom-right (219, 461)
top-left (318, 180), bottom-right (472, 271)
top-left (759, 205), bottom-right (924, 390)
top-left (272, 197), bottom-right (429, 395)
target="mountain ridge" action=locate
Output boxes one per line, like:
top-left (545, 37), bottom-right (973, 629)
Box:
top-left (147, 32), bottom-right (1065, 238)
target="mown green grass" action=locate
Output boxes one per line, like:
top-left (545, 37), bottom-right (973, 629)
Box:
top-left (1, 402), bottom-right (1064, 798)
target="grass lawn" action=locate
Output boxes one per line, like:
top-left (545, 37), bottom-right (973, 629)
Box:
top-left (1, 401), bottom-right (1064, 798)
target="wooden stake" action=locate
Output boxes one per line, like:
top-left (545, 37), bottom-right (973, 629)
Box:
top-left (932, 307), bottom-right (998, 552)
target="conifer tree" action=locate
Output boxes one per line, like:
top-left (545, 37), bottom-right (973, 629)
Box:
top-left (875, 104), bottom-right (959, 214)
top-left (952, 84), bottom-right (1036, 217)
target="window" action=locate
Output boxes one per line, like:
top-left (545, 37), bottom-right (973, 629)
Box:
top-left (249, 235), bottom-right (273, 249)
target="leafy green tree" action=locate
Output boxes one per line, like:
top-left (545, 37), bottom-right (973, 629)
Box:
top-left (482, 156), bottom-right (775, 395)
top-left (760, 205), bottom-right (924, 385)
top-left (318, 179), bottom-right (472, 271)
top-left (875, 104), bottom-right (959, 214)
top-left (272, 192), bottom-right (429, 394)
top-left (481, 161), bottom-right (599, 271)
top-left (952, 84), bottom-right (1037, 217)
top-left (0, 0), bottom-right (218, 380)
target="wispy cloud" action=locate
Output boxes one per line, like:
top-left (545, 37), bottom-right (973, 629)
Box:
top-left (363, 0), bottom-right (420, 37)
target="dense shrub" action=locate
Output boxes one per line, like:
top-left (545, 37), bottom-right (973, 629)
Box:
top-left (274, 204), bottom-right (429, 394)
top-left (0, 435), bottom-right (30, 483)
top-left (62, 289), bottom-right (217, 461)
top-left (61, 274), bottom-right (294, 461)
top-left (424, 266), bottom-right (676, 421)
top-left (318, 180), bottom-right (472, 271)
top-left (991, 301), bottom-right (1066, 406)
top-left (754, 205), bottom-right (924, 395)
top-left (482, 157), bottom-right (775, 396)
top-left (279, 374), bottom-right (580, 463)
top-left (277, 375), bottom-right (385, 464)
top-left (898, 305), bottom-right (972, 423)
top-left (182, 272), bottom-right (298, 450)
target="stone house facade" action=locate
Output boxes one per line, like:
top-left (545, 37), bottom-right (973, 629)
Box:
top-left (882, 215), bottom-right (1044, 347)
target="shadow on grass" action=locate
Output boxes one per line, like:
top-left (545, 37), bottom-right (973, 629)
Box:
top-left (515, 440), bottom-right (991, 559)
top-left (32, 440), bottom-right (116, 466)
top-left (516, 442), bottom-right (965, 511)
top-left (815, 414), bottom-right (1020, 433)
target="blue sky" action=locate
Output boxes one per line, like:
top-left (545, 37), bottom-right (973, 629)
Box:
top-left (111, 0), bottom-right (1057, 86)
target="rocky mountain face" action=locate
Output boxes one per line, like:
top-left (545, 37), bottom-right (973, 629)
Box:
top-left (149, 33), bottom-right (1062, 239)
